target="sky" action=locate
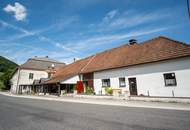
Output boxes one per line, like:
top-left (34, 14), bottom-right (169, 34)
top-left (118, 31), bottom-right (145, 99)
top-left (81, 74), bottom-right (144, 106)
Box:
top-left (0, 0), bottom-right (190, 65)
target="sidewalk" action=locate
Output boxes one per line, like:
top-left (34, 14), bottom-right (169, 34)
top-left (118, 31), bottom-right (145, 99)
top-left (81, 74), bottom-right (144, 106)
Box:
top-left (1, 91), bottom-right (190, 111)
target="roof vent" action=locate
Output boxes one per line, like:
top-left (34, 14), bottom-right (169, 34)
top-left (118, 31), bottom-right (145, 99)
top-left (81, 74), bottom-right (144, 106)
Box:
top-left (129, 39), bottom-right (137, 45)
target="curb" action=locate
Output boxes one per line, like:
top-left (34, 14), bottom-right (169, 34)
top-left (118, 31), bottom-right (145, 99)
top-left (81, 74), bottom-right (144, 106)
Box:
top-left (1, 92), bottom-right (190, 111)
top-left (129, 96), bottom-right (190, 104)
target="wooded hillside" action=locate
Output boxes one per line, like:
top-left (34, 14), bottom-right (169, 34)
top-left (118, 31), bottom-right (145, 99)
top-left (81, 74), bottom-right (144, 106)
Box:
top-left (0, 56), bottom-right (18, 90)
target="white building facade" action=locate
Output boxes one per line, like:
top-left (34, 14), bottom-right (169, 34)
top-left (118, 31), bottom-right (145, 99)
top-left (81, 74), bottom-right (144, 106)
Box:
top-left (10, 57), bottom-right (65, 94)
top-left (93, 57), bottom-right (190, 97)
top-left (10, 69), bottom-right (48, 94)
top-left (45, 36), bottom-right (190, 97)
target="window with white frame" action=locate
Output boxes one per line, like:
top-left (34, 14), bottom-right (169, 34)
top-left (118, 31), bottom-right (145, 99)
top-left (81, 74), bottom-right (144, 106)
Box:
top-left (119, 77), bottom-right (126, 87)
top-left (163, 73), bottom-right (177, 86)
top-left (29, 73), bottom-right (34, 79)
top-left (102, 79), bottom-right (110, 87)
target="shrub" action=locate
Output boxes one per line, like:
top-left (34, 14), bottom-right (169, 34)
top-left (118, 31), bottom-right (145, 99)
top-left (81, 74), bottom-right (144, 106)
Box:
top-left (105, 87), bottom-right (113, 95)
top-left (0, 81), bottom-right (6, 91)
top-left (86, 86), bottom-right (94, 95)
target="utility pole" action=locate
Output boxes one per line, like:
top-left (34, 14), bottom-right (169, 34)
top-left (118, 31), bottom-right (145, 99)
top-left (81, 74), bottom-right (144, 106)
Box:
top-left (187, 0), bottom-right (190, 19)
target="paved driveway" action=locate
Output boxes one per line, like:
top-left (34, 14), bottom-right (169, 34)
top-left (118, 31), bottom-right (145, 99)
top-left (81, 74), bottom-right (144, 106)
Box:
top-left (0, 94), bottom-right (190, 130)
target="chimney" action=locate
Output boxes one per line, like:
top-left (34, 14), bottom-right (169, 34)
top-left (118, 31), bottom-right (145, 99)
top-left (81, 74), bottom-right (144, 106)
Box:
top-left (129, 39), bottom-right (137, 45)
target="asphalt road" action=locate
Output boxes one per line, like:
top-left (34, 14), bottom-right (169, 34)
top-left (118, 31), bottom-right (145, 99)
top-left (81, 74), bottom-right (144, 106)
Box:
top-left (0, 94), bottom-right (190, 130)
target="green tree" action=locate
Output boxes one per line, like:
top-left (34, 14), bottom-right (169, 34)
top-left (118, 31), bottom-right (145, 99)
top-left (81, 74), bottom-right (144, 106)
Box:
top-left (0, 81), bottom-right (6, 90)
top-left (0, 56), bottom-right (18, 90)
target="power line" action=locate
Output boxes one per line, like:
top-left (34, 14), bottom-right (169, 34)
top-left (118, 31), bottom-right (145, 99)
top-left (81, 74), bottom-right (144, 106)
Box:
top-left (187, 0), bottom-right (190, 19)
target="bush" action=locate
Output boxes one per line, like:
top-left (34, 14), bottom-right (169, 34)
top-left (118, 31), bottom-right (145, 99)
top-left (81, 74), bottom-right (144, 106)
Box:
top-left (105, 87), bottom-right (113, 95)
top-left (0, 81), bottom-right (6, 91)
top-left (86, 86), bottom-right (94, 95)
top-left (0, 69), bottom-right (15, 90)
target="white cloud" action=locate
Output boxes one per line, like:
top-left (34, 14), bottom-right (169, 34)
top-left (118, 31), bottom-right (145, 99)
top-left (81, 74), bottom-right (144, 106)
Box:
top-left (0, 19), bottom-right (41, 42)
top-left (94, 9), bottom-right (172, 33)
top-left (0, 42), bottom-right (76, 64)
top-left (39, 36), bottom-right (80, 54)
top-left (3, 2), bottom-right (27, 21)
top-left (65, 26), bottom-right (169, 50)
top-left (0, 7), bottom-right (176, 65)
top-left (103, 9), bottom-right (118, 22)
top-left (109, 11), bottom-right (169, 29)
top-left (0, 20), bottom-right (29, 34)
top-left (0, 20), bottom-right (79, 54)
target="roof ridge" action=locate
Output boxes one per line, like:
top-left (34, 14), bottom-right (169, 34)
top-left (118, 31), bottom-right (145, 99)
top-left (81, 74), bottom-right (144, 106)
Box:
top-left (28, 58), bottom-right (65, 64)
top-left (156, 36), bottom-right (189, 46)
top-left (51, 56), bottom-right (95, 78)
top-left (94, 43), bottom-right (130, 56)
top-left (80, 54), bottom-right (96, 73)
top-left (59, 55), bottom-right (95, 69)
top-left (91, 36), bottom-right (161, 56)
top-left (89, 36), bottom-right (168, 56)
top-left (134, 36), bottom-right (189, 48)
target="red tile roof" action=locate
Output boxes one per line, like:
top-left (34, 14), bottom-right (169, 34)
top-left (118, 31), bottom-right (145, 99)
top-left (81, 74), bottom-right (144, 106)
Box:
top-left (46, 36), bottom-right (190, 84)
top-left (46, 56), bottom-right (94, 83)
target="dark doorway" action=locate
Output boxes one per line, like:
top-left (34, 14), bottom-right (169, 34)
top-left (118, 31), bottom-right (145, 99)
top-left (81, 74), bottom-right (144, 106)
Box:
top-left (83, 73), bottom-right (94, 90)
top-left (66, 84), bottom-right (75, 93)
top-left (128, 78), bottom-right (138, 95)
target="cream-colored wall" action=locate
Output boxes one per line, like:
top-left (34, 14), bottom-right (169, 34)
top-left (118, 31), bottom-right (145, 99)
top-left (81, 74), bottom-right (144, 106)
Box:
top-left (10, 70), bottom-right (19, 93)
top-left (18, 69), bottom-right (48, 85)
top-left (94, 57), bottom-right (190, 97)
top-left (10, 69), bottom-right (48, 94)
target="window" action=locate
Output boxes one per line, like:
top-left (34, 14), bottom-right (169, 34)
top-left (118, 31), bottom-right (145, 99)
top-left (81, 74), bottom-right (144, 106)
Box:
top-left (119, 77), bottom-right (126, 87)
top-left (29, 73), bottom-right (34, 79)
top-left (23, 86), bottom-right (27, 90)
top-left (163, 73), bottom-right (177, 86)
top-left (102, 79), bottom-right (110, 87)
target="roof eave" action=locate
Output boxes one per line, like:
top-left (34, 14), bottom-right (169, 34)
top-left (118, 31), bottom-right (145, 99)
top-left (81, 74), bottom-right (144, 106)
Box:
top-left (81, 55), bottom-right (190, 74)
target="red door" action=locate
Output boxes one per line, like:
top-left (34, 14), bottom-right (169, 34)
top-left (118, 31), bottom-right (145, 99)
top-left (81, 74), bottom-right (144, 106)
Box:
top-left (76, 81), bottom-right (84, 94)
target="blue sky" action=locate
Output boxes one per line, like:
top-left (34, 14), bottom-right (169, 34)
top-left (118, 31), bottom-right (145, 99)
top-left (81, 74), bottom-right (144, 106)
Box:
top-left (0, 0), bottom-right (190, 64)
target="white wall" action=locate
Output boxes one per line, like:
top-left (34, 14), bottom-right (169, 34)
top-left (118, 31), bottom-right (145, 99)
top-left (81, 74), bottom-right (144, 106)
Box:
top-left (60, 75), bottom-right (79, 84)
top-left (94, 57), bottom-right (190, 97)
top-left (10, 69), bottom-right (48, 93)
top-left (18, 69), bottom-right (48, 85)
top-left (10, 70), bottom-right (18, 93)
